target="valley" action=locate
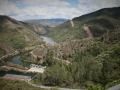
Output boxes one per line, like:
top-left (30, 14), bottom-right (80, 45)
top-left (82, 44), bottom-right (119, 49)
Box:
top-left (0, 7), bottom-right (120, 90)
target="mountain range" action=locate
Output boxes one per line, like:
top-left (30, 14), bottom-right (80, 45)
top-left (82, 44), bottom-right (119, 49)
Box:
top-left (0, 7), bottom-right (120, 50)
top-left (25, 18), bottom-right (67, 27)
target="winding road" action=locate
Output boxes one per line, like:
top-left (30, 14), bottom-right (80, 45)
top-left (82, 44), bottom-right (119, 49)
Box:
top-left (107, 84), bottom-right (120, 90)
top-left (26, 80), bottom-right (82, 90)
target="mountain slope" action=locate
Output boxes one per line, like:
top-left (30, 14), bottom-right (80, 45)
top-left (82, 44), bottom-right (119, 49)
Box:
top-left (0, 15), bottom-right (44, 51)
top-left (48, 7), bottom-right (120, 42)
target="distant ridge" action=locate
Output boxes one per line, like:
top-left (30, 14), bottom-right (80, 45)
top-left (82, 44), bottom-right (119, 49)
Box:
top-left (25, 18), bottom-right (68, 27)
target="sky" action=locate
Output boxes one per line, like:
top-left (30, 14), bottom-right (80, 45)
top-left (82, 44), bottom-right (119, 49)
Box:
top-left (0, 0), bottom-right (120, 20)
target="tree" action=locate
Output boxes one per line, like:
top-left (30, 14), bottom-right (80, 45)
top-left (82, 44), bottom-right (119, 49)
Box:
top-left (44, 49), bottom-right (55, 66)
top-left (42, 62), bottom-right (73, 87)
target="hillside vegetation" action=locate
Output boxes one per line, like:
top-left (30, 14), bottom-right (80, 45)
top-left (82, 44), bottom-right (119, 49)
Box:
top-left (32, 7), bottom-right (120, 90)
top-left (34, 29), bottom-right (120, 90)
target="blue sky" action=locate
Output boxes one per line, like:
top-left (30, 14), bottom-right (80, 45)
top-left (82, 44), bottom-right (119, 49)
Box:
top-left (0, 0), bottom-right (120, 20)
top-left (67, 0), bottom-right (79, 7)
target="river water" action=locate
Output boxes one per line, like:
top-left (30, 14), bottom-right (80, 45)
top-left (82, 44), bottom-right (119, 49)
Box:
top-left (0, 70), bottom-right (34, 77)
top-left (41, 36), bottom-right (57, 45)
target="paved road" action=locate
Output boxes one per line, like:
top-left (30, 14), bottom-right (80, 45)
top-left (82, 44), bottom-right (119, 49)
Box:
top-left (107, 84), bottom-right (120, 90)
top-left (26, 80), bottom-right (82, 90)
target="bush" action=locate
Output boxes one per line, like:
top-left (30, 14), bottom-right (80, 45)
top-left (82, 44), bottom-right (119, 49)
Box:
top-left (106, 79), bottom-right (120, 89)
top-left (10, 37), bottom-right (26, 49)
top-left (87, 84), bottom-right (104, 90)
top-left (42, 62), bottom-right (73, 87)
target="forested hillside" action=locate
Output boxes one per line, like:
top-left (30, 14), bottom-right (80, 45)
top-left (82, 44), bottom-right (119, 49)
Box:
top-left (48, 7), bottom-right (120, 42)
top-left (35, 29), bottom-right (120, 90)
top-left (32, 7), bottom-right (120, 90)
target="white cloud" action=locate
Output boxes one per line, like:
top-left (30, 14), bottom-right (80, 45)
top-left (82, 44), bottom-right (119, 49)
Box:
top-left (0, 0), bottom-right (119, 20)
top-left (0, 0), bottom-right (19, 15)
top-left (21, 0), bottom-right (70, 7)
top-left (10, 0), bottom-right (79, 20)
top-left (77, 0), bottom-right (120, 14)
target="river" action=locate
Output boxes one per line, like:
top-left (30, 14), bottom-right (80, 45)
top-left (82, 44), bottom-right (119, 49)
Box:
top-left (41, 36), bottom-right (57, 45)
